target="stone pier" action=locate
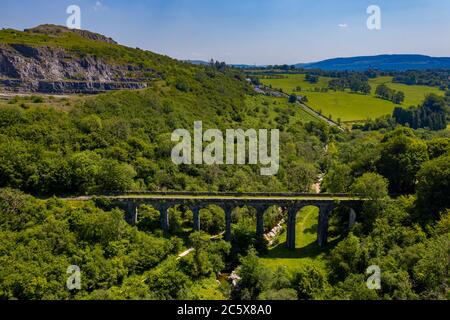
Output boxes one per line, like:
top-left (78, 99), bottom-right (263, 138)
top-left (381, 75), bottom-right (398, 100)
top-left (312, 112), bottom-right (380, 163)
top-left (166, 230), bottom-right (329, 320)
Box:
top-left (286, 206), bottom-right (299, 250)
top-left (192, 206), bottom-right (201, 231)
top-left (256, 206), bottom-right (266, 239)
top-left (112, 193), bottom-right (363, 250)
top-left (317, 204), bottom-right (331, 247)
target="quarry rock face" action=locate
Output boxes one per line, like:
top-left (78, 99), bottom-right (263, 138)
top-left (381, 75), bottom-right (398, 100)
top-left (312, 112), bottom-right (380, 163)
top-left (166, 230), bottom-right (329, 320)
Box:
top-left (35, 80), bottom-right (147, 94)
top-left (0, 33), bottom-right (151, 94)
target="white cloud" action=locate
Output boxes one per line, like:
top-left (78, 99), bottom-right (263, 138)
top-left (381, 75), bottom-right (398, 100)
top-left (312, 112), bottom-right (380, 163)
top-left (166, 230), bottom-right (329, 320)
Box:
top-left (338, 23), bottom-right (349, 28)
top-left (94, 1), bottom-right (104, 11)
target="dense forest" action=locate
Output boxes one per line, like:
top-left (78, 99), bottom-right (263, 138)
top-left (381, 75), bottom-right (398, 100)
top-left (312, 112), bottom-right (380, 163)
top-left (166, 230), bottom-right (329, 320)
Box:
top-left (1, 124), bottom-right (448, 300)
top-left (393, 94), bottom-right (448, 130)
top-left (392, 70), bottom-right (450, 89)
top-left (0, 26), bottom-right (449, 300)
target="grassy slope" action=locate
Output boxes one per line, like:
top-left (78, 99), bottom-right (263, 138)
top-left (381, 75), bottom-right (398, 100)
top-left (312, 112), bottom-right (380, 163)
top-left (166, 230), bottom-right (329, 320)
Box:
top-left (0, 26), bottom-right (209, 90)
top-left (305, 91), bottom-right (396, 123)
top-left (368, 76), bottom-right (444, 107)
top-left (260, 206), bottom-right (336, 272)
top-left (0, 28), bottom-right (330, 196)
top-left (261, 74), bottom-right (445, 122)
top-left (261, 74), bottom-right (332, 92)
top-left (245, 95), bottom-right (320, 125)
top-left (0, 94), bottom-right (84, 111)
top-left (0, 28), bottom-right (170, 70)
top-left (0, 27), bottom-right (254, 126)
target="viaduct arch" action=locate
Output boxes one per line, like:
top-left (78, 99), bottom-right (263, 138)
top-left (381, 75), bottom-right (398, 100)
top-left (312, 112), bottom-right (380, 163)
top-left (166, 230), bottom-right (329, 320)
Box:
top-left (74, 192), bottom-right (364, 250)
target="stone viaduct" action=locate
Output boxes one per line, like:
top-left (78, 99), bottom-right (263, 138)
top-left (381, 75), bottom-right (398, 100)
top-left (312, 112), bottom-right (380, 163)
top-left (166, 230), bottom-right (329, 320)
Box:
top-left (94, 192), bottom-right (364, 249)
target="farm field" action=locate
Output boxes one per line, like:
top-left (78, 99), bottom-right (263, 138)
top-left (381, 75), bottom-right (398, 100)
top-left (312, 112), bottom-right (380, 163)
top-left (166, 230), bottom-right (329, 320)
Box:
top-left (245, 95), bottom-right (321, 125)
top-left (261, 74), bottom-right (445, 122)
top-left (260, 74), bottom-right (331, 92)
top-left (260, 206), bottom-right (337, 272)
top-left (304, 91), bottom-right (396, 123)
top-left (368, 76), bottom-right (444, 107)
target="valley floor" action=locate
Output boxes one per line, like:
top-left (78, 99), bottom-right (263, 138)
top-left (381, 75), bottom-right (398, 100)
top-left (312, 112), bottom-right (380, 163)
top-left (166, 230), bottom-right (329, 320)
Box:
top-left (260, 206), bottom-right (338, 272)
top-left (260, 74), bottom-right (445, 123)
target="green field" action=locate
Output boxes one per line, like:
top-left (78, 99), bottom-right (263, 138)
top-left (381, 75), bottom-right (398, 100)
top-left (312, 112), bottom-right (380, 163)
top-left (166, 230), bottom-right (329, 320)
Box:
top-left (368, 76), bottom-right (444, 107)
top-left (261, 74), bottom-right (445, 122)
top-left (303, 91), bottom-right (396, 123)
top-left (260, 74), bottom-right (331, 92)
top-left (260, 206), bottom-right (336, 272)
top-left (245, 94), bottom-right (320, 125)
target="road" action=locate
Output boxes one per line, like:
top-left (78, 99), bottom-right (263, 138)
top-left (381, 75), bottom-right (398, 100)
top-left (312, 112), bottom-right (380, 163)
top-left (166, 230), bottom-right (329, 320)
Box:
top-left (296, 101), bottom-right (345, 131)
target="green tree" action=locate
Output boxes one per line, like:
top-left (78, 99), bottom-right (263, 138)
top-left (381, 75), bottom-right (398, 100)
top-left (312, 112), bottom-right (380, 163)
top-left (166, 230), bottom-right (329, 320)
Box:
top-left (393, 91), bottom-right (405, 104)
top-left (182, 232), bottom-right (214, 278)
top-left (350, 172), bottom-right (389, 228)
top-left (230, 217), bottom-right (260, 259)
top-left (236, 248), bottom-right (272, 300)
top-left (413, 234), bottom-right (450, 299)
top-left (360, 82), bottom-right (372, 95)
top-left (416, 155), bottom-right (450, 222)
top-left (323, 163), bottom-right (353, 193)
top-left (146, 258), bottom-right (192, 300)
top-left (329, 233), bottom-right (365, 281)
top-left (375, 84), bottom-right (392, 100)
top-left (350, 172), bottom-right (388, 200)
top-left (136, 205), bottom-right (161, 232)
top-left (199, 206), bottom-right (225, 235)
top-left (180, 231), bottom-right (230, 279)
top-left (97, 159), bottom-right (137, 192)
top-left (377, 131), bottom-right (429, 194)
top-left (333, 274), bottom-right (379, 300)
top-left (292, 264), bottom-right (329, 300)
top-left (68, 151), bottom-right (101, 194)
top-left (285, 162), bottom-right (317, 192)
top-left (258, 288), bottom-right (297, 300)
top-left (427, 138), bottom-right (450, 159)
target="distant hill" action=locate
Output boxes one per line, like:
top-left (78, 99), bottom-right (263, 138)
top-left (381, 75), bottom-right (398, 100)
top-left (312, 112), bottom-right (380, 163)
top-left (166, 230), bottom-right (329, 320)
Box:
top-left (230, 64), bottom-right (264, 69)
top-left (186, 61), bottom-right (262, 69)
top-left (295, 54), bottom-right (450, 71)
top-left (185, 60), bottom-right (210, 66)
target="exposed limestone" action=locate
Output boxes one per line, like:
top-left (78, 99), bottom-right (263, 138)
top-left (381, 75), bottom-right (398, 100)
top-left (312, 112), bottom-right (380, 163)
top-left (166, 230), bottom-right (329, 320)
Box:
top-left (264, 219), bottom-right (285, 246)
top-left (0, 39), bottom-right (153, 94)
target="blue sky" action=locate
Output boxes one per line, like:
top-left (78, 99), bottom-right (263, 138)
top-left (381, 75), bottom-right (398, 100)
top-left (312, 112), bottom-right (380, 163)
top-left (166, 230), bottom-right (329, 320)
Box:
top-left (1, 0), bottom-right (449, 64)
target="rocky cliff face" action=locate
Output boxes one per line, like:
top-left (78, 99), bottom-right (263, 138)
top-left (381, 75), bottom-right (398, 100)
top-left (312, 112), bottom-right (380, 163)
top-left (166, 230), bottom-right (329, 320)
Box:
top-left (0, 25), bottom-right (153, 94)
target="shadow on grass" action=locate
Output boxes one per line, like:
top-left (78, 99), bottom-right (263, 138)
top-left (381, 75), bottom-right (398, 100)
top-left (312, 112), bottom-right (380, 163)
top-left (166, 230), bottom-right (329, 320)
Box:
top-left (263, 235), bottom-right (343, 260)
top-left (303, 223), bottom-right (318, 234)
